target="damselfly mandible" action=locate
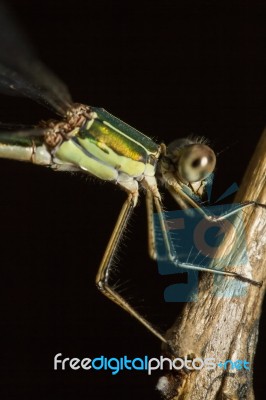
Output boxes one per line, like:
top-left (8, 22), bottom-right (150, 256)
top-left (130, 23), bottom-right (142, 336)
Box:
top-left (0, 5), bottom-right (263, 344)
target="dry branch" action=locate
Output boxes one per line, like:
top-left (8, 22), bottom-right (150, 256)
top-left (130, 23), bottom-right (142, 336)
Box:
top-left (158, 129), bottom-right (266, 400)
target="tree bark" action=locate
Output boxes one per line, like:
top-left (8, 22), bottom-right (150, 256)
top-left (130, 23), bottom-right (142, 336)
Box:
top-left (157, 129), bottom-right (266, 400)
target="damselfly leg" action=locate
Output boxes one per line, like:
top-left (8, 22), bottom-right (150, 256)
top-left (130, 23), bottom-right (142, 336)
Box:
top-left (96, 188), bottom-right (167, 343)
top-left (146, 178), bottom-right (264, 288)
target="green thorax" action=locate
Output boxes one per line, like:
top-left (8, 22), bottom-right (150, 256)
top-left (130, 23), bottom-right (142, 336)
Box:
top-left (90, 107), bottom-right (159, 157)
top-left (55, 108), bottom-right (160, 180)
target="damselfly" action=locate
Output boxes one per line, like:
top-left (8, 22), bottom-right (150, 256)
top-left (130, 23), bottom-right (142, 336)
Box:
top-left (0, 5), bottom-right (263, 344)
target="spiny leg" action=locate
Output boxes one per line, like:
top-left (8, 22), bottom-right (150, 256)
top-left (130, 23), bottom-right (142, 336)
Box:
top-left (146, 189), bottom-right (158, 260)
top-left (148, 187), bottom-right (262, 287)
top-left (146, 191), bottom-right (181, 265)
top-left (142, 176), bottom-right (177, 264)
top-left (166, 180), bottom-right (265, 223)
top-left (96, 193), bottom-right (167, 343)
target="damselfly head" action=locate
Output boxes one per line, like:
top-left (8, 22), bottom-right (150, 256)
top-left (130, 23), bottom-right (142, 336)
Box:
top-left (176, 143), bottom-right (216, 183)
top-left (163, 138), bottom-right (216, 187)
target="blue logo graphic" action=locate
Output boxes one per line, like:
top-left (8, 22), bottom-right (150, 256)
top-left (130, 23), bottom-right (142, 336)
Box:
top-left (154, 182), bottom-right (249, 302)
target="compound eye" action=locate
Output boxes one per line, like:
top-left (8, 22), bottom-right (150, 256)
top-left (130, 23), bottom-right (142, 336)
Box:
top-left (178, 144), bottom-right (216, 183)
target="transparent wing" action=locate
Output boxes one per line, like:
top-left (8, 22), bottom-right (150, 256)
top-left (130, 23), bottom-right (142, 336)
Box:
top-left (0, 4), bottom-right (73, 116)
top-left (0, 121), bottom-right (36, 130)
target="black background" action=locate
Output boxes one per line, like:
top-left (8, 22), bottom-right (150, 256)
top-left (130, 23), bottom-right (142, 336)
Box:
top-left (0, 0), bottom-right (265, 399)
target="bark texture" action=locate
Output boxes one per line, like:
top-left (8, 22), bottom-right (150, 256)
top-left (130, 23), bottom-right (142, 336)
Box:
top-left (158, 129), bottom-right (266, 400)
